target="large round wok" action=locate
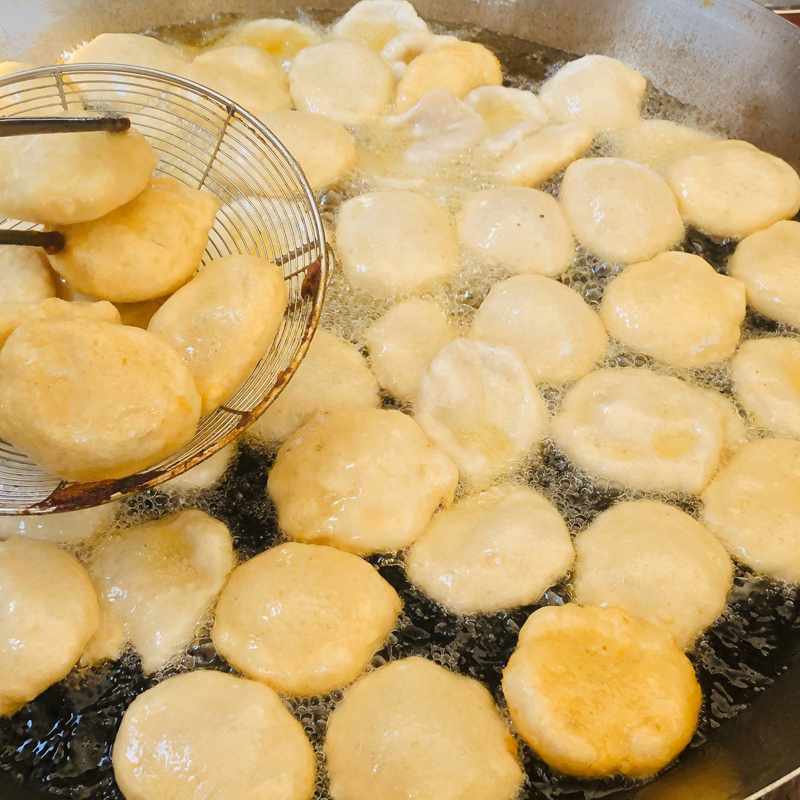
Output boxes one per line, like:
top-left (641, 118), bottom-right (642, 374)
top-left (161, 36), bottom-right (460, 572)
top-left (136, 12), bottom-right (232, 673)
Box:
top-left (0, 1), bottom-right (798, 798)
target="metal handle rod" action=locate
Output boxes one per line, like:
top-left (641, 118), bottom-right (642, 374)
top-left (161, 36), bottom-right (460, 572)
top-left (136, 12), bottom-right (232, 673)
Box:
top-left (0, 229), bottom-right (65, 254)
top-left (0, 116), bottom-right (130, 137)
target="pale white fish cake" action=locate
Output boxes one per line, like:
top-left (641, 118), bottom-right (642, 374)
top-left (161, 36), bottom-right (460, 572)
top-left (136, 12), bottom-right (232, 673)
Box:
top-left (333, 0), bottom-right (428, 51)
top-left (289, 40), bottom-right (395, 125)
top-left (458, 188), bottom-right (574, 277)
top-left (0, 246), bottom-right (53, 303)
top-left (83, 510), bottom-right (234, 673)
top-left (416, 338), bottom-right (549, 485)
top-left (252, 328), bottom-right (379, 442)
top-left (551, 368), bottom-right (726, 493)
top-left (701, 438), bottom-right (800, 583)
top-left (267, 407), bottom-right (458, 555)
top-left (0, 297), bottom-right (120, 348)
top-left (113, 671), bottom-right (316, 800)
top-left (0, 113), bottom-right (156, 225)
top-left (213, 542), bottom-right (401, 695)
top-left (163, 443), bottom-right (235, 491)
top-left (464, 85), bottom-right (549, 154)
top-left (574, 500), bottom-right (733, 648)
top-left (66, 34), bottom-right (189, 104)
top-left (0, 538), bottom-right (99, 717)
top-left (0, 320), bottom-right (201, 482)
top-left (336, 190), bottom-right (458, 297)
top-left (407, 485), bottom-right (573, 614)
top-left (48, 177), bottom-right (218, 303)
top-left (216, 18), bottom-right (322, 69)
top-left (497, 122), bottom-right (594, 186)
top-left (0, 501), bottom-right (118, 547)
top-left (666, 140), bottom-right (800, 239)
top-left (502, 605), bottom-right (702, 779)
top-left (599, 252), bottom-right (746, 367)
top-left (561, 157), bottom-right (684, 264)
top-left (732, 337), bottom-right (800, 439)
top-left (66, 35), bottom-right (190, 112)
top-left (364, 298), bottom-right (455, 403)
top-left (148, 255), bottom-right (287, 415)
top-left (326, 657), bottom-right (523, 800)
top-left (395, 41), bottom-right (502, 113)
top-left (259, 110), bottom-right (357, 191)
top-left (728, 221), bottom-right (800, 328)
top-left (381, 31), bottom-right (457, 79)
top-left (388, 89), bottom-right (487, 170)
top-left (68, 33), bottom-right (190, 74)
top-left (601, 119), bottom-right (718, 174)
top-left (695, 386), bottom-right (747, 455)
top-left (539, 54), bottom-right (647, 131)
top-left (186, 46), bottom-right (291, 115)
top-left (470, 274), bottom-right (607, 384)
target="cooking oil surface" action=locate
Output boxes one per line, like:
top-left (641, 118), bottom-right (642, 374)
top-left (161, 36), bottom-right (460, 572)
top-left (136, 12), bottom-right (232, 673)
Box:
top-left (2, 11), bottom-right (800, 800)
top-left (1, 440), bottom-right (800, 800)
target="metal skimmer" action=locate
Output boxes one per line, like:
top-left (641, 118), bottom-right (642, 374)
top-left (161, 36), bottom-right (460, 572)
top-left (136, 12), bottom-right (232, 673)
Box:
top-left (0, 64), bottom-right (329, 515)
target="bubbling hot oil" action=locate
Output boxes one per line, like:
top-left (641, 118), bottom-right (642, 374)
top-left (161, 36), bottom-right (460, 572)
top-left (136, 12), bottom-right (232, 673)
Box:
top-left (2, 13), bottom-right (800, 800)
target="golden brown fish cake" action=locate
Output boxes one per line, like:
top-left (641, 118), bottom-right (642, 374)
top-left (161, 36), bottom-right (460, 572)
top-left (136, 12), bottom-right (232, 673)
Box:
top-left (0, 246), bottom-right (54, 304)
top-left (394, 41), bottom-right (502, 113)
top-left (0, 319), bottom-right (201, 482)
top-left (216, 18), bottom-right (321, 70)
top-left (148, 254), bottom-right (287, 415)
top-left (502, 605), bottom-right (702, 779)
top-left (48, 177), bottom-right (219, 303)
top-left (0, 113), bottom-right (155, 225)
top-left (0, 297), bottom-right (120, 348)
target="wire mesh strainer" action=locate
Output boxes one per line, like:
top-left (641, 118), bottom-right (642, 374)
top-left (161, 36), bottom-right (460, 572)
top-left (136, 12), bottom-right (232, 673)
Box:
top-left (0, 64), bottom-right (329, 515)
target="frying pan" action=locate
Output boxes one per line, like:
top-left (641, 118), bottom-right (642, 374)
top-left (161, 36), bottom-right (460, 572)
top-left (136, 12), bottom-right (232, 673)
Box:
top-left (0, 0), bottom-right (799, 798)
